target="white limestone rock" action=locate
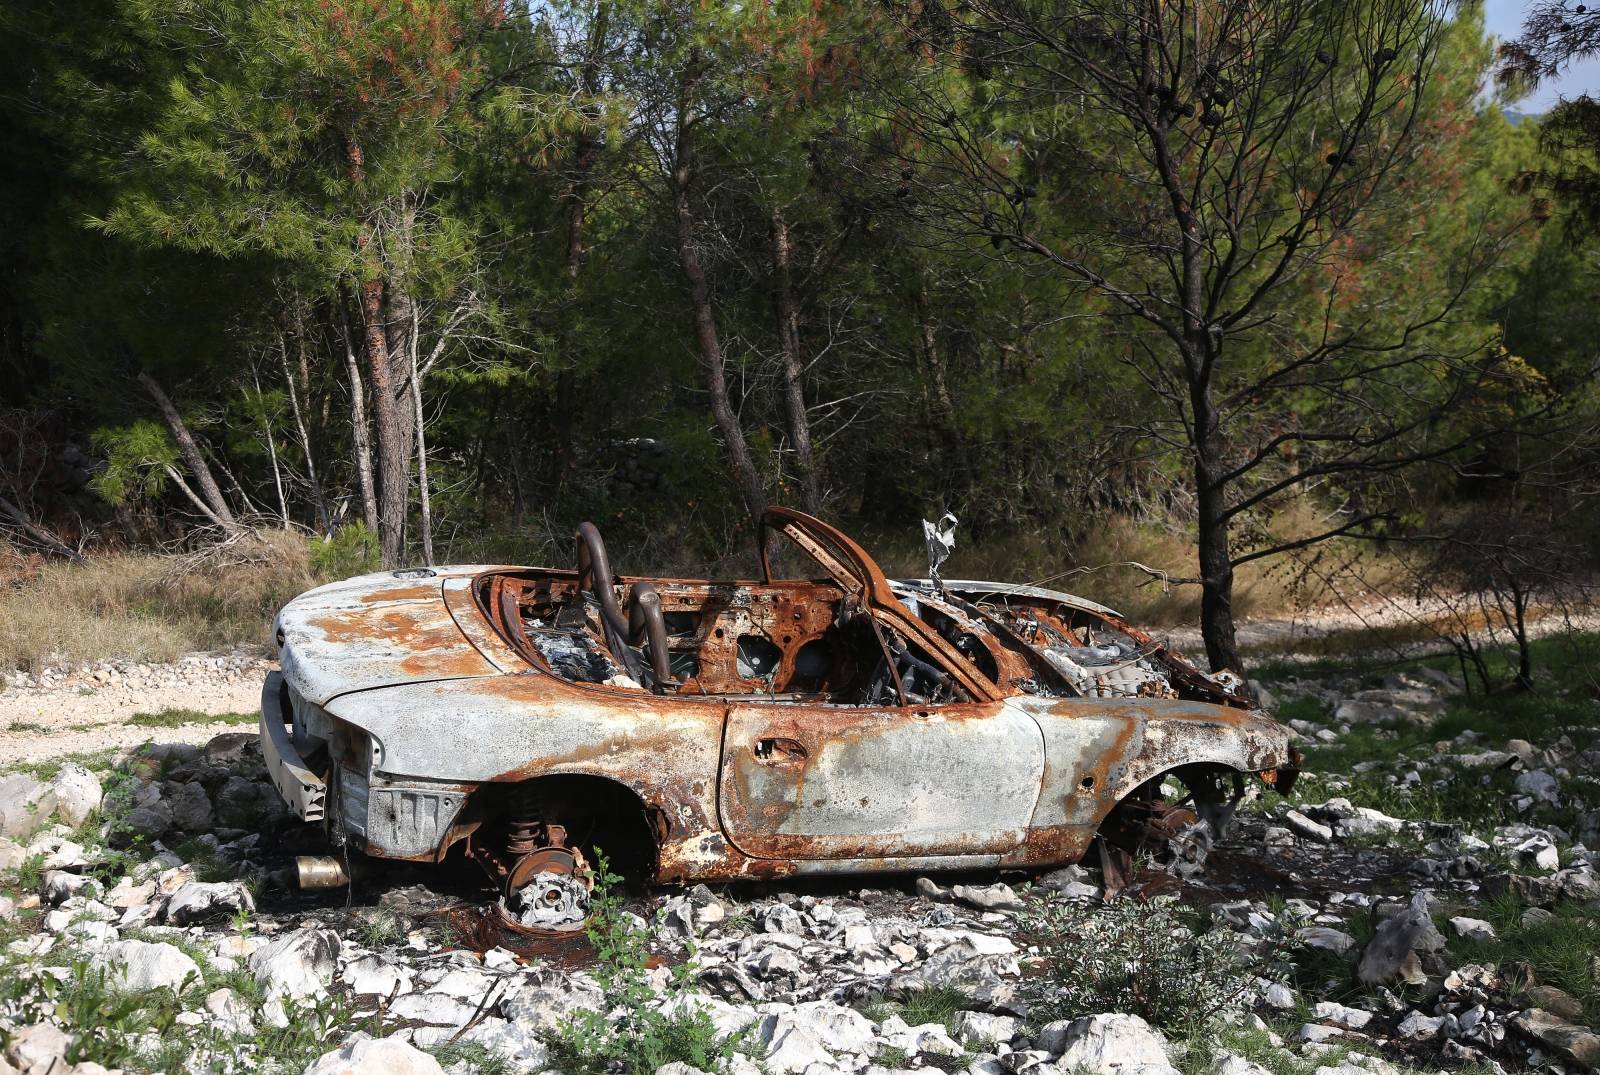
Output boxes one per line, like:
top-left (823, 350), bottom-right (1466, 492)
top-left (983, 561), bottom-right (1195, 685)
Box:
top-left (341, 955), bottom-right (414, 998)
top-left (46, 765), bottom-right (103, 827)
top-left (1049, 1014), bottom-right (1179, 1075)
top-left (105, 939), bottom-right (203, 992)
top-left (951, 1010), bottom-right (1019, 1047)
top-left (249, 929), bottom-right (340, 1000)
top-left (164, 880), bottom-right (255, 925)
top-left (301, 1033), bottom-right (445, 1075)
top-left (1448, 916), bottom-right (1496, 942)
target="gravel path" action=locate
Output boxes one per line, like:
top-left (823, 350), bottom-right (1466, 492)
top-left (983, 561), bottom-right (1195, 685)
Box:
top-left (1159, 599), bottom-right (1600, 665)
top-left (0, 652), bottom-right (271, 765)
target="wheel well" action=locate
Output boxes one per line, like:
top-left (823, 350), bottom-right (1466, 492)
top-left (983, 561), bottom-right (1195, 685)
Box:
top-left (1098, 762), bottom-right (1245, 841)
top-left (473, 774), bottom-right (661, 883)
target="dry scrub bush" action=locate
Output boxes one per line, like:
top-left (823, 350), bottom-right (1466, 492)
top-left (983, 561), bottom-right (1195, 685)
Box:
top-left (1022, 895), bottom-right (1295, 1037)
top-left (870, 502), bottom-right (1389, 627)
top-left (0, 530), bottom-right (313, 671)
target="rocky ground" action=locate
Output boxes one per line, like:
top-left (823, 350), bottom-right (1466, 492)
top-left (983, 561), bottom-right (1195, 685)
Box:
top-left (0, 655), bottom-right (269, 765)
top-left (0, 653), bottom-right (1595, 1075)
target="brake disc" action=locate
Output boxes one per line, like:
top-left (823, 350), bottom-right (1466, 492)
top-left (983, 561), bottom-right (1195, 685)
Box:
top-left (502, 847), bottom-right (594, 932)
top-left (1159, 818), bottom-right (1215, 880)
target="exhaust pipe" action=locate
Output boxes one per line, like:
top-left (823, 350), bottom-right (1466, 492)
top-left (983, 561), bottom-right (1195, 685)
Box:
top-left (296, 855), bottom-right (351, 889)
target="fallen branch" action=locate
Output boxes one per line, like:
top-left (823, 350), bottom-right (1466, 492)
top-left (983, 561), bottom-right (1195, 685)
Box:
top-left (0, 494), bottom-right (83, 563)
top-left (153, 525), bottom-right (305, 584)
top-left (1026, 560), bottom-right (1202, 594)
top-left (1120, 561), bottom-right (1203, 592)
top-left (446, 981), bottom-right (505, 1045)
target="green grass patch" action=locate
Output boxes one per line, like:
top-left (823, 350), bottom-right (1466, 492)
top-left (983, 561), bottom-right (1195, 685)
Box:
top-left (1181, 1022), bottom-right (1314, 1075)
top-left (851, 984), bottom-right (971, 1036)
top-left (875, 1045), bottom-right (910, 1068)
top-left (10, 746), bottom-right (121, 781)
top-left (1253, 630), bottom-right (1600, 704)
top-left (1450, 898), bottom-right (1600, 1024)
top-left (430, 1042), bottom-right (512, 1075)
top-left (352, 908), bottom-right (406, 950)
top-left (1272, 695), bottom-right (1330, 726)
top-left (126, 708), bottom-right (254, 729)
top-left (1262, 632), bottom-right (1600, 836)
top-left (897, 985), bottom-right (968, 1032)
top-left (170, 835), bottom-right (243, 883)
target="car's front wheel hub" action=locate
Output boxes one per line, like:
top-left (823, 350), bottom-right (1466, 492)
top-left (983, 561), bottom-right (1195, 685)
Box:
top-left (501, 843), bottom-right (594, 932)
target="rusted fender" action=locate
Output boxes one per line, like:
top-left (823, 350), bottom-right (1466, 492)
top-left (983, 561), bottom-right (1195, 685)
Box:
top-left (322, 674), bottom-right (736, 878)
top-left (1016, 694), bottom-right (1295, 833)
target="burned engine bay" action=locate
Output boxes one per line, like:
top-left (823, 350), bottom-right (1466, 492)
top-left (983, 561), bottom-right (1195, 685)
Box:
top-left (479, 569), bottom-right (1242, 709)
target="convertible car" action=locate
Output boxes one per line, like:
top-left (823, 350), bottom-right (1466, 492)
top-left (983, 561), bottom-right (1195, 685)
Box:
top-left (262, 508), bottom-right (1298, 929)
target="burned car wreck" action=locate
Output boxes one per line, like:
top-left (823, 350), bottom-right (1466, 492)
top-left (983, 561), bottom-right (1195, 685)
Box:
top-left (261, 508), bottom-right (1299, 929)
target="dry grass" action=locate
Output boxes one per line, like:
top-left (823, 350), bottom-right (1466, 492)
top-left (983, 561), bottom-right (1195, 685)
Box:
top-left (0, 530), bottom-right (314, 672)
top-left (870, 503), bottom-right (1402, 627)
top-left (0, 503), bottom-right (1412, 673)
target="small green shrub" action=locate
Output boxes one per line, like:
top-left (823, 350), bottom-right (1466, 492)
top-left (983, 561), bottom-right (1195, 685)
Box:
top-left (95, 768), bottom-right (151, 869)
top-left (41, 958), bottom-right (191, 1068)
top-left (544, 856), bottom-right (747, 1075)
top-left (12, 852), bottom-right (46, 896)
top-left (899, 985), bottom-right (968, 1033)
top-left (309, 523), bottom-right (380, 580)
top-left (1023, 895), bottom-right (1294, 1037)
top-left (246, 992), bottom-right (374, 1074)
top-left (431, 1042), bottom-right (513, 1074)
top-left (354, 908), bottom-right (405, 949)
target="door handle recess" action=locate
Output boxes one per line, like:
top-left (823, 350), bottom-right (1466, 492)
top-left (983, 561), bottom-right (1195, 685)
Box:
top-left (753, 737), bottom-right (808, 763)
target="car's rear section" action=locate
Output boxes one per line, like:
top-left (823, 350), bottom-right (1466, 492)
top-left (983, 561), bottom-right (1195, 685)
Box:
top-left (260, 567), bottom-right (504, 850)
top-left (259, 565), bottom-right (667, 930)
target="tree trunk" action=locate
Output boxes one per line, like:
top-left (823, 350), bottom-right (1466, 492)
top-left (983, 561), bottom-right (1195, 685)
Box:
top-left (384, 197), bottom-right (419, 550)
top-left (409, 305), bottom-right (434, 566)
top-left (359, 271), bottom-right (409, 568)
top-left (160, 463), bottom-right (231, 532)
top-left (548, 9), bottom-right (608, 492)
top-left (340, 309), bottom-right (381, 537)
top-left (913, 284), bottom-right (960, 459)
top-left (0, 495), bottom-right (81, 562)
top-left (252, 365), bottom-right (289, 528)
top-left (770, 207), bottom-right (821, 513)
top-left (1190, 363), bottom-right (1242, 674)
top-left (1512, 583), bottom-right (1534, 691)
top-left (135, 370), bottom-right (240, 535)
top-left (672, 69), bottom-right (769, 536)
top-left (280, 334), bottom-right (330, 532)
top-left (1167, 132), bottom-right (1243, 674)
top-left (348, 137), bottom-right (409, 567)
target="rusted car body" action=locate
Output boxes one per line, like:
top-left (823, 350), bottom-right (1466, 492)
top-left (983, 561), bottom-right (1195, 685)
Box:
top-left (261, 509), bottom-right (1297, 923)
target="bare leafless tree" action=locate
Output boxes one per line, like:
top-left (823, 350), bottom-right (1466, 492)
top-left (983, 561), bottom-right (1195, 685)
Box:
top-left (876, 0), bottom-right (1529, 673)
top-left (1499, 0), bottom-right (1600, 85)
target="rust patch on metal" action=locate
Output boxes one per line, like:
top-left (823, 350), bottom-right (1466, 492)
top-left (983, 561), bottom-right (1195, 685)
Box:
top-left (358, 583), bottom-right (441, 605)
top-left (416, 905), bottom-right (597, 967)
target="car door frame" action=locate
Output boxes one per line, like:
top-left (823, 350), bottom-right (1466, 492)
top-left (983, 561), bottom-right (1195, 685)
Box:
top-left (721, 514), bottom-right (1044, 861)
top-left (757, 506), bottom-right (1002, 706)
top-left (717, 690), bottom-right (1047, 862)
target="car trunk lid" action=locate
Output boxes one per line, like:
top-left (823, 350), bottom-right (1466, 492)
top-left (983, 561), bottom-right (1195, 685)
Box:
top-left (276, 569), bottom-right (501, 705)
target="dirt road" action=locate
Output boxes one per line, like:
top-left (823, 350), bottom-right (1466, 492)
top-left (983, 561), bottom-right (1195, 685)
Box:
top-left (0, 652), bottom-right (270, 765)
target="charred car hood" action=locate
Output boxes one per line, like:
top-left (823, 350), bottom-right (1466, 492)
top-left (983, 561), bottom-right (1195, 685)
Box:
top-left (275, 567), bottom-right (506, 706)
